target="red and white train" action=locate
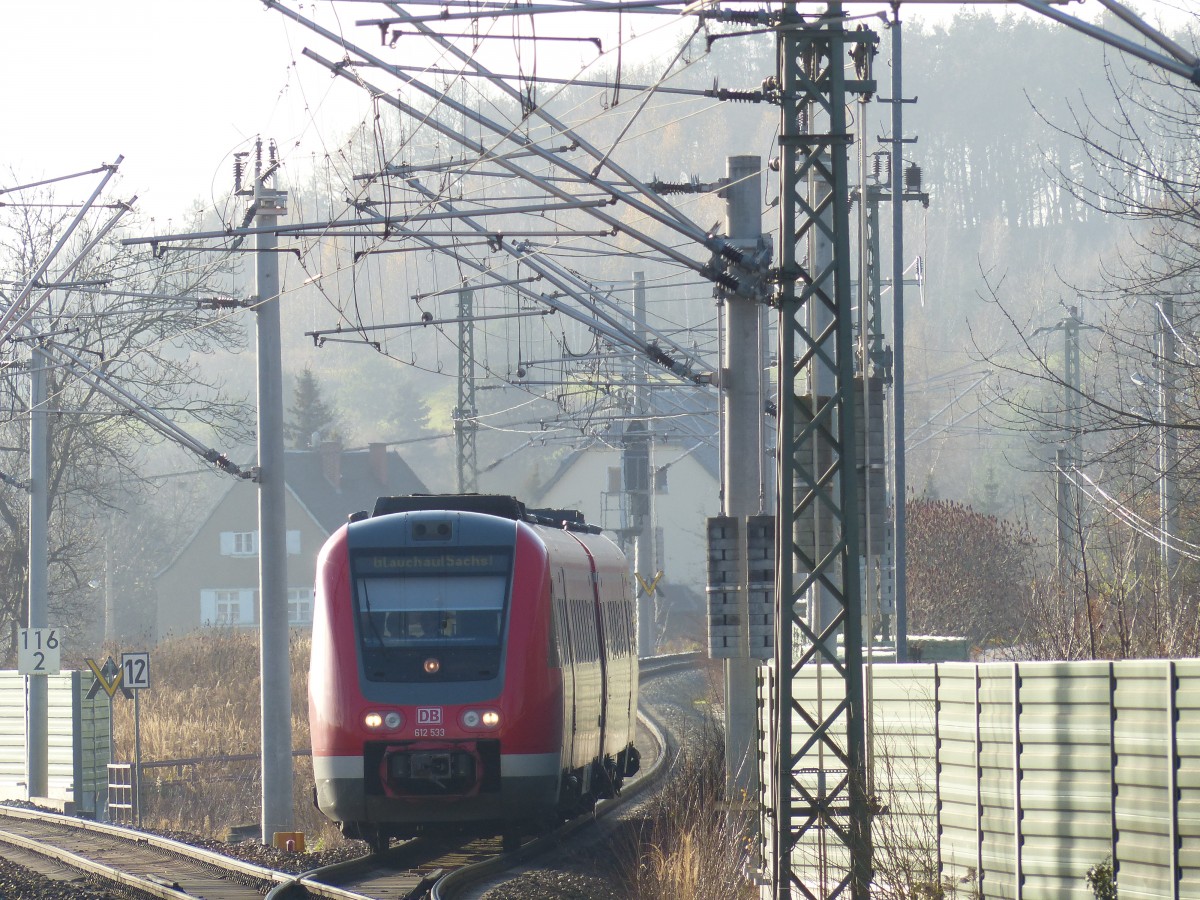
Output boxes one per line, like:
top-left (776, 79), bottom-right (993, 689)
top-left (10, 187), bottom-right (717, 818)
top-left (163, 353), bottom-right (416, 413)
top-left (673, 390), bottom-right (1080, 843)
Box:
top-left (308, 494), bottom-right (639, 850)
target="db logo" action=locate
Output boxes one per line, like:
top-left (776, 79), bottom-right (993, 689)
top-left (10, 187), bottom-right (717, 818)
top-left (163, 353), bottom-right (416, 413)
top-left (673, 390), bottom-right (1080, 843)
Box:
top-left (417, 707), bottom-right (442, 725)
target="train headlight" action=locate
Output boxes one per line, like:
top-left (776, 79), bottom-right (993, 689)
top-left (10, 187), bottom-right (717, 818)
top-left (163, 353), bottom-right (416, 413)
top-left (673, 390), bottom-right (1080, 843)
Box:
top-left (460, 709), bottom-right (500, 730)
top-left (364, 711), bottom-right (404, 731)
top-left (424, 658), bottom-right (441, 674)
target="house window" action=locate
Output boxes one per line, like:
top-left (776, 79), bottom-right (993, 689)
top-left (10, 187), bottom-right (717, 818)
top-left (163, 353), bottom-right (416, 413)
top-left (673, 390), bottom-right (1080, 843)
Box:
top-left (288, 588), bottom-right (314, 625)
top-left (216, 591), bottom-right (241, 625)
top-left (219, 531), bottom-right (299, 555)
top-left (200, 589), bottom-right (256, 626)
top-left (220, 531), bottom-right (258, 557)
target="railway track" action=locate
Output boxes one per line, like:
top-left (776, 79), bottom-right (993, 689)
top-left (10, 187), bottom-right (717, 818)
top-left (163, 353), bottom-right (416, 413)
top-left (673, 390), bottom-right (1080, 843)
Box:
top-left (281, 653), bottom-right (692, 899)
top-left (0, 803), bottom-right (291, 900)
top-left (0, 651), bottom-right (697, 900)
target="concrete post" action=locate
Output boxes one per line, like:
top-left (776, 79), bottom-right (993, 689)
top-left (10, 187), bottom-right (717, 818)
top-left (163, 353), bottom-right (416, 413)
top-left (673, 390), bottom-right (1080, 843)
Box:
top-left (890, 15), bottom-right (909, 662)
top-left (253, 154), bottom-right (293, 844)
top-left (722, 155), bottom-right (763, 799)
top-left (632, 271), bottom-right (656, 657)
top-left (27, 342), bottom-right (48, 799)
top-left (1160, 296), bottom-right (1177, 605)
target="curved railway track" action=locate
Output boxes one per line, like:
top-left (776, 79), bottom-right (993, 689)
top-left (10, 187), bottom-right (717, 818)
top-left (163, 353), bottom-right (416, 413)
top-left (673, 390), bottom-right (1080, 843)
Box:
top-left (0, 652), bottom-right (696, 900)
top-left (0, 804), bottom-right (291, 900)
top-left (285, 653), bottom-right (692, 899)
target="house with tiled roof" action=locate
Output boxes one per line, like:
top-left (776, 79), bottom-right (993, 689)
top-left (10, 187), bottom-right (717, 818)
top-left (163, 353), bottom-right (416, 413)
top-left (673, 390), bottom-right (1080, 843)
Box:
top-left (153, 441), bottom-right (426, 640)
top-left (530, 432), bottom-right (721, 649)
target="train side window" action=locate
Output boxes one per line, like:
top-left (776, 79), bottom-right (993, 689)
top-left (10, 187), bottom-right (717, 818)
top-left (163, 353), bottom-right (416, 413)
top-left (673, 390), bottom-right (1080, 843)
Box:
top-left (549, 570), bottom-right (565, 666)
top-left (572, 598), bottom-right (587, 663)
top-left (578, 600), bottom-right (586, 662)
top-left (587, 599), bottom-right (598, 663)
top-left (590, 601), bottom-right (599, 662)
top-left (556, 570), bottom-right (573, 666)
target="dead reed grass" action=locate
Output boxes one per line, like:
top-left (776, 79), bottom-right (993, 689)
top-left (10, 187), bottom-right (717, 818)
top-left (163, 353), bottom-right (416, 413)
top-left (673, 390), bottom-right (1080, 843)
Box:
top-left (109, 628), bottom-right (340, 846)
top-left (613, 681), bottom-right (756, 899)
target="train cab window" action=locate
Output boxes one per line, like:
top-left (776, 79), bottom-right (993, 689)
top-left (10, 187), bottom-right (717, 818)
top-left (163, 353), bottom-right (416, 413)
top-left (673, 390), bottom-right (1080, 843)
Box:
top-left (352, 549), bottom-right (511, 683)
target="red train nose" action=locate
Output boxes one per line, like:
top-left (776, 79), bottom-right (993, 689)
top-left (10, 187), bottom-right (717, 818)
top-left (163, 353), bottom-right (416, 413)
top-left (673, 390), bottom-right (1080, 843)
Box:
top-left (375, 740), bottom-right (501, 799)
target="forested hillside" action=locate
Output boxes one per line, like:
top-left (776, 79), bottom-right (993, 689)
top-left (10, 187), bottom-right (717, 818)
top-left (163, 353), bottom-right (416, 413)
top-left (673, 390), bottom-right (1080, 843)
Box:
top-left (210, 12), bottom-right (1137, 512)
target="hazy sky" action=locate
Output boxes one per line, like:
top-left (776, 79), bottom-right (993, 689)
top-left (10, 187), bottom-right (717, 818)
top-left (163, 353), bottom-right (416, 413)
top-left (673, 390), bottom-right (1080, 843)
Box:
top-left (2, 1), bottom-right (365, 224)
top-left (3, 0), bottom-right (1193, 227)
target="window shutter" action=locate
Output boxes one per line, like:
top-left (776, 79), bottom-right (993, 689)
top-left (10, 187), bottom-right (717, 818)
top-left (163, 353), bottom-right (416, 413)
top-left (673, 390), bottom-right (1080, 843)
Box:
top-left (286, 531), bottom-right (300, 555)
top-left (219, 533), bottom-right (234, 556)
top-left (200, 590), bottom-right (217, 625)
top-left (242, 589), bottom-right (257, 624)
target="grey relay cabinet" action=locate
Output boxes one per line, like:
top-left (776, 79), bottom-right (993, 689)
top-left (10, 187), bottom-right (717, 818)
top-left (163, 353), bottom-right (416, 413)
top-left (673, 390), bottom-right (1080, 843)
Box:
top-left (0, 670), bottom-right (112, 817)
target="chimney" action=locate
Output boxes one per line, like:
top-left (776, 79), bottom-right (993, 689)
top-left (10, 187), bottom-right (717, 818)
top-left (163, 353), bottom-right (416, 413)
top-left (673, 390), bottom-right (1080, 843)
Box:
top-left (319, 440), bottom-right (342, 490)
top-left (368, 442), bottom-right (389, 487)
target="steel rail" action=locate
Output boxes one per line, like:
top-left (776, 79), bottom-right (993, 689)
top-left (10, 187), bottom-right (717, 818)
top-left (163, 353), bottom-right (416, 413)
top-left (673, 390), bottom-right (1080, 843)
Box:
top-left (432, 651), bottom-right (695, 899)
top-left (0, 827), bottom-right (195, 900)
top-left (0, 158), bottom-right (123, 342)
top-left (351, 215), bottom-right (705, 383)
top-left (379, 1), bottom-right (723, 243)
top-left (121, 198), bottom-right (614, 246)
top-left (358, 0), bottom-right (684, 24)
top-left (262, 2), bottom-right (749, 288)
top-left (296, 45), bottom-right (734, 289)
top-left (0, 191), bottom-right (132, 346)
top-left (342, 58), bottom-right (739, 97)
top-left (401, 177), bottom-right (709, 379)
top-left (0, 804), bottom-right (291, 899)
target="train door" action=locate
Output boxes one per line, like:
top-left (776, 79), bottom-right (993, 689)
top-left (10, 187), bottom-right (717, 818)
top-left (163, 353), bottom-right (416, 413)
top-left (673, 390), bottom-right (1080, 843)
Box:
top-left (553, 567), bottom-right (577, 776)
top-left (590, 568), bottom-right (609, 775)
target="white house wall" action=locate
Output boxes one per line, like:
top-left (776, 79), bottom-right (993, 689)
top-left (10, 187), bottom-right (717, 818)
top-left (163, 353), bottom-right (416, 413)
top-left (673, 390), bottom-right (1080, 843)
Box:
top-left (535, 447), bottom-right (717, 622)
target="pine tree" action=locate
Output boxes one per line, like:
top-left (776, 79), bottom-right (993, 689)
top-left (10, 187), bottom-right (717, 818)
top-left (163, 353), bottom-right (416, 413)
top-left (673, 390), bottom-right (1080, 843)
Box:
top-left (285, 367), bottom-right (340, 449)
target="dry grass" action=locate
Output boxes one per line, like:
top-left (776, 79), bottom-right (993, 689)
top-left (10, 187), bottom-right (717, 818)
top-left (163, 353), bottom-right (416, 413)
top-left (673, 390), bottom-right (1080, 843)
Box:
top-left (612, 677), bottom-right (756, 900)
top-left (110, 629), bottom-right (340, 847)
top-left (106, 630), bottom-right (757, 876)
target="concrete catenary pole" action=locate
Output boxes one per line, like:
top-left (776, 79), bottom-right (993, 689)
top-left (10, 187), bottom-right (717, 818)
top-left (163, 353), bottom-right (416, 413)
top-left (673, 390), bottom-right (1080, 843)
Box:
top-left (1159, 296), bottom-right (1177, 603)
top-left (722, 155), bottom-right (763, 798)
top-left (890, 14), bottom-right (909, 662)
top-left (252, 145), bottom-right (293, 844)
top-left (26, 341), bottom-right (49, 799)
top-left (631, 271), bottom-right (656, 657)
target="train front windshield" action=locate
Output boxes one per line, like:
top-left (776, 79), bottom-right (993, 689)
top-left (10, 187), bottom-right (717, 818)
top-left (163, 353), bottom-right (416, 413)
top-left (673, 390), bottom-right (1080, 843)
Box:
top-left (352, 549), bottom-right (511, 683)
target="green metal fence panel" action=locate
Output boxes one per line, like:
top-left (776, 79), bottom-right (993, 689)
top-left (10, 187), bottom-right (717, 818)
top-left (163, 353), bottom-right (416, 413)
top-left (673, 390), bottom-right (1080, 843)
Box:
top-left (774, 657), bottom-right (1200, 898)
top-left (0, 675), bottom-right (25, 787)
top-left (1016, 661), bottom-right (1113, 898)
top-left (0, 670), bottom-right (111, 814)
top-left (1175, 661), bottom-right (1200, 896)
top-left (938, 664), bottom-right (983, 889)
top-left (1114, 660), bottom-right (1174, 899)
top-left (74, 672), bottom-right (112, 817)
top-left (978, 665), bottom-right (1018, 899)
top-left (868, 665), bottom-right (940, 892)
top-left (787, 663), bottom-right (853, 888)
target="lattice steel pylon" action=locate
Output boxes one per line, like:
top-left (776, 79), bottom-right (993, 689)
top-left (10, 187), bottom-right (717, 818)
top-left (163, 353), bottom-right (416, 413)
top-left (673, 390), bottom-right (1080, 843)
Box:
top-left (456, 288), bottom-right (478, 493)
top-left (770, 4), bottom-right (874, 897)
